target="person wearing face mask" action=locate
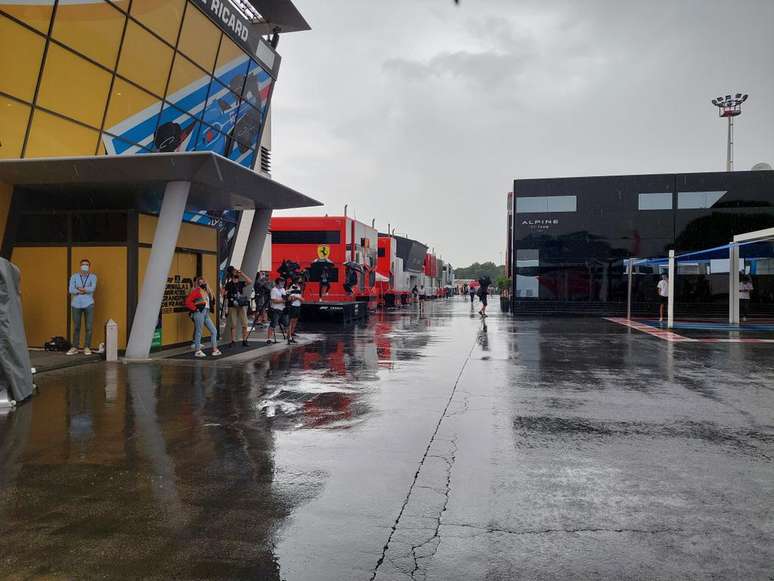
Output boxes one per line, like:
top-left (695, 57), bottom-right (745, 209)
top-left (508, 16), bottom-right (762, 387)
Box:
top-left (185, 277), bottom-right (222, 358)
top-left (66, 259), bottom-right (97, 356)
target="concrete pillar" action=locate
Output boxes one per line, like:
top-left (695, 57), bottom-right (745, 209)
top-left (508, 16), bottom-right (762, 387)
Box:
top-left (241, 208), bottom-right (272, 277)
top-left (667, 250), bottom-right (675, 329)
top-left (729, 243), bottom-right (740, 325)
top-left (125, 181), bottom-right (190, 359)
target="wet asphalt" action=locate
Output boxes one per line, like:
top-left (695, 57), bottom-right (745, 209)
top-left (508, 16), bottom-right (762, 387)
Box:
top-left (1, 298), bottom-right (773, 580)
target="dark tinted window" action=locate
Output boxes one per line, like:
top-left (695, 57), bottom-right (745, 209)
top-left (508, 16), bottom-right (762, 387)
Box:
top-left (16, 214), bottom-right (68, 243)
top-left (272, 230), bottom-right (341, 244)
top-left (378, 247), bottom-right (385, 257)
top-left (72, 213), bottom-right (127, 243)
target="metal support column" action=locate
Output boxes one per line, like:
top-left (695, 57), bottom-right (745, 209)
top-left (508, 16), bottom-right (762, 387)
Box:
top-left (240, 208), bottom-right (272, 277)
top-left (627, 258), bottom-right (635, 320)
top-left (729, 242), bottom-right (740, 325)
top-left (125, 181), bottom-right (190, 359)
top-left (667, 250), bottom-right (675, 329)
top-left (727, 116), bottom-right (734, 172)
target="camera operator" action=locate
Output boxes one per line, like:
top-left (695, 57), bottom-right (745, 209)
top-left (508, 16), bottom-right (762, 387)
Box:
top-left (253, 271), bottom-right (271, 327)
top-left (222, 268), bottom-right (252, 347)
top-left (286, 280), bottom-right (303, 344)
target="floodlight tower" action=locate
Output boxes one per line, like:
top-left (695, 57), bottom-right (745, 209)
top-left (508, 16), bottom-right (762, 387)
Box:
top-left (711, 93), bottom-right (748, 171)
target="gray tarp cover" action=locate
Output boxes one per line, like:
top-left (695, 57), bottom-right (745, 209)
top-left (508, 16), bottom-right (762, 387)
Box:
top-left (0, 258), bottom-right (34, 402)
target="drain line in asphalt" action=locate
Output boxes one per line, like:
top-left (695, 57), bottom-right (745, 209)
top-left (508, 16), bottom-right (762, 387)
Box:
top-left (370, 333), bottom-right (479, 579)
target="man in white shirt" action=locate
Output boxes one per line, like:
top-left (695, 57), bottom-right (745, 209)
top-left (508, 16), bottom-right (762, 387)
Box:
top-left (267, 278), bottom-right (286, 344)
top-left (657, 274), bottom-right (669, 322)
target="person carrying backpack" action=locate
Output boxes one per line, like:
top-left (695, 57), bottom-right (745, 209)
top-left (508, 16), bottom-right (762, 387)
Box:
top-left (185, 276), bottom-right (221, 358)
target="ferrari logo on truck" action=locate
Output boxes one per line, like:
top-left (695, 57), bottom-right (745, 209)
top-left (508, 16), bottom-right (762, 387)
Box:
top-left (317, 245), bottom-right (331, 259)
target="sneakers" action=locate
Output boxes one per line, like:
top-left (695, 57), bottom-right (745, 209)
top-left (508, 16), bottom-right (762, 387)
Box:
top-left (242, 340), bottom-right (249, 347)
top-left (83, 347), bottom-right (92, 356)
top-left (194, 350), bottom-right (206, 358)
top-left (66, 347), bottom-right (79, 356)
top-left (211, 349), bottom-right (222, 357)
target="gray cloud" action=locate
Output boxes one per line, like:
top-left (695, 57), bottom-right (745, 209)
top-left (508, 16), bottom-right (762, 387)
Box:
top-left (271, 0), bottom-right (774, 266)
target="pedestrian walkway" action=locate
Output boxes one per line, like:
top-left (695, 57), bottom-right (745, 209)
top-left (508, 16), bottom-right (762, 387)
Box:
top-left (1, 299), bottom-right (772, 580)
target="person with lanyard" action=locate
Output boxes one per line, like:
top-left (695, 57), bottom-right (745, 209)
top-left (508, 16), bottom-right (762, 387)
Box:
top-left (66, 259), bottom-right (97, 356)
top-left (185, 277), bottom-right (221, 358)
top-left (267, 277), bottom-right (286, 344)
top-left (286, 280), bottom-right (303, 343)
top-left (222, 268), bottom-right (252, 347)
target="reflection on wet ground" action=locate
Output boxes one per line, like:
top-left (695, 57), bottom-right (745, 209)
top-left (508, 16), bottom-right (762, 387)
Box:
top-left (1, 300), bottom-right (773, 580)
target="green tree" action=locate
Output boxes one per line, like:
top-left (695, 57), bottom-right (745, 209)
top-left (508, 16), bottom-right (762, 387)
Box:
top-left (454, 261), bottom-right (504, 281)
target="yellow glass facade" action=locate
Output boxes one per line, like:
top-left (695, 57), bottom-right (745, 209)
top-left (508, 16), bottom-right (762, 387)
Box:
top-left (0, 0), bottom-right (273, 161)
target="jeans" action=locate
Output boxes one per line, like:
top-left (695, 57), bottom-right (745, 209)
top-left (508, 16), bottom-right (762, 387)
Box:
top-left (193, 308), bottom-right (218, 352)
top-left (72, 305), bottom-right (94, 348)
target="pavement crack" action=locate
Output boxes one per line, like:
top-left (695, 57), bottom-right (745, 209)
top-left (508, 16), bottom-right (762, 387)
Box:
top-left (370, 337), bottom-right (477, 580)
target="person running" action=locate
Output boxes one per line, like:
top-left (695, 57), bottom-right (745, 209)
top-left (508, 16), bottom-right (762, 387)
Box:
top-left (657, 274), bottom-right (669, 322)
top-left (478, 276), bottom-right (491, 317)
top-left (739, 274), bottom-right (754, 322)
top-left (267, 277), bottom-right (286, 344)
top-left (185, 277), bottom-right (221, 358)
top-left (223, 268), bottom-right (252, 347)
top-left (287, 281), bottom-right (303, 343)
top-left (67, 258), bottom-right (97, 356)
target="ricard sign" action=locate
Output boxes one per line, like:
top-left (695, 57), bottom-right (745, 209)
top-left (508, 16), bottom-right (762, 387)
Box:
top-left (193, 0), bottom-right (280, 77)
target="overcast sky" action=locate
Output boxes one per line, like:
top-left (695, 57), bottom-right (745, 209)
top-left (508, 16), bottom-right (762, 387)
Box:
top-left (270, 0), bottom-right (774, 267)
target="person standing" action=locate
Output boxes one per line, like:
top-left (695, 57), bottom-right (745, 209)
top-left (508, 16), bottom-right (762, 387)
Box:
top-left (267, 278), bottom-right (286, 344)
top-left (223, 268), bottom-right (252, 347)
top-left (319, 266), bottom-right (330, 302)
top-left (253, 271), bottom-right (271, 326)
top-left (287, 281), bottom-right (303, 343)
top-left (67, 259), bottom-right (97, 356)
top-left (739, 274), bottom-right (754, 322)
top-left (469, 284), bottom-right (476, 304)
top-left (185, 277), bottom-right (221, 358)
top-left (657, 274), bottom-right (669, 322)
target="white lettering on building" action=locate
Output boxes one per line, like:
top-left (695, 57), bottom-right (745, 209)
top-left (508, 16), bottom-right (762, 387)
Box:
top-left (201, 0), bottom-right (249, 43)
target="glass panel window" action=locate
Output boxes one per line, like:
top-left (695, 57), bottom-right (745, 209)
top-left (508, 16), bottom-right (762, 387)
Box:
top-left (154, 104), bottom-right (200, 152)
top-left (231, 102), bottom-right (262, 148)
top-left (0, 95), bottom-right (31, 159)
top-left (194, 125), bottom-right (229, 156)
top-left (678, 191), bottom-right (727, 209)
top-left (0, 0), bottom-right (54, 33)
top-left (177, 5), bottom-right (220, 73)
top-left (130, 0), bottom-right (185, 44)
top-left (516, 195), bottom-right (577, 213)
top-left (165, 54), bottom-right (210, 119)
top-left (273, 231), bottom-right (342, 244)
top-left (100, 133), bottom-right (153, 155)
top-left (51, 0), bottom-right (125, 68)
top-left (16, 213), bottom-right (68, 243)
top-left (638, 192), bottom-right (673, 210)
top-left (0, 15), bottom-right (46, 102)
top-left (72, 212), bottom-right (127, 242)
top-left (26, 110), bottom-right (99, 157)
top-left (227, 144), bottom-right (255, 169)
top-left (103, 79), bottom-right (161, 151)
top-left (201, 78), bottom-right (240, 135)
top-left (242, 60), bottom-right (272, 114)
top-left (37, 45), bottom-right (112, 128)
top-left (117, 21), bottom-right (173, 96)
top-left (214, 35), bottom-right (250, 94)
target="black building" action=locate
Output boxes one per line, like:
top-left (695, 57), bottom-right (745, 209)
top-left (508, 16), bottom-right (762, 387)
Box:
top-left (511, 170), bottom-right (774, 316)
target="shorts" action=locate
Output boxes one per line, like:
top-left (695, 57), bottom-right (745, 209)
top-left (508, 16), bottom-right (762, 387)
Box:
top-left (228, 305), bottom-right (249, 327)
top-left (269, 308), bottom-right (285, 328)
top-left (658, 295), bottom-right (668, 304)
top-left (288, 305), bottom-right (301, 320)
top-left (480, 293), bottom-right (488, 306)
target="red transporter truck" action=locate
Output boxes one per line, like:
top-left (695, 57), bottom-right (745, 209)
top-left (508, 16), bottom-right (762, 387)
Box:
top-left (270, 216), bottom-right (378, 320)
top-left (376, 235), bottom-right (397, 308)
